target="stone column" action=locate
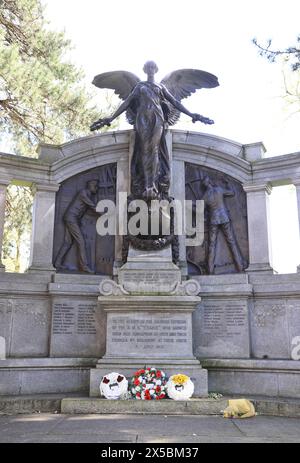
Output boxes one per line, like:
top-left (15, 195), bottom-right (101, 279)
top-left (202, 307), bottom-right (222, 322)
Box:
top-left (171, 158), bottom-right (188, 277)
top-left (243, 182), bottom-right (273, 273)
top-left (28, 183), bottom-right (60, 273)
top-left (113, 133), bottom-right (131, 276)
top-left (0, 182), bottom-right (9, 271)
top-left (293, 179), bottom-right (300, 272)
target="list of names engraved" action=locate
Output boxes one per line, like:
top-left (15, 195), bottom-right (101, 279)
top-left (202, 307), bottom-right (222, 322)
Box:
top-left (52, 302), bottom-right (97, 336)
top-left (200, 301), bottom-right (248, 346)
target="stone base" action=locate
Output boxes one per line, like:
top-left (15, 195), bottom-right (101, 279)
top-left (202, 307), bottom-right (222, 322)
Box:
top-left (118, 247), bottom-right (181, 294)
top-left (100, 295), bottom-right (200, 360)
top-left (245, 263), bottom-right (274, 274)
top-left (0, 358), bottom-right (97, 395)
top-left (60, 395), bottom-right (300, 418)
top-left (90, 357), bottom-right (208, 397)
top-left (202, 358), bottom-right (300, 399)
top-left (62, 396), bottom-right (224, 415)
top-left (27, 265), bottom-right (56, 274)
top-left (2, 394), bottom-right (300, 417)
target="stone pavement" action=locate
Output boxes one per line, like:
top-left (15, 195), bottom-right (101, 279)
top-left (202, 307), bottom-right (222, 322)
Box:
top-left (0, 413), bottom-right (300, 443)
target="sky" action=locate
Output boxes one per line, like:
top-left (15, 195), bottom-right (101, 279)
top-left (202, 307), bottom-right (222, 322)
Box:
top-left (42, 0), bottom-right (300, 156)
top-left (20, 0), bottom-right (300, 272)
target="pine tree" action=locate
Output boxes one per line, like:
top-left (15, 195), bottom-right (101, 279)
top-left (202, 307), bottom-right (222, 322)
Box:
top-left (253, 36), bottom-right (300, 113)
top-left (0, 0), bottom-right (116, 271)
top-left (0, 0), bottom-right (112, 156)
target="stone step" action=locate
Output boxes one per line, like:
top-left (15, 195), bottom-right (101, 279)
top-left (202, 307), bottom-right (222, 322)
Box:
top-left (0, 394), bottom-right (80, 415)
top-left (61, 397), bottom-right (228, 415)
top-left (61, 396), bottom-right (300, 417)
top-left (2, 394), bottom-right (300, 418)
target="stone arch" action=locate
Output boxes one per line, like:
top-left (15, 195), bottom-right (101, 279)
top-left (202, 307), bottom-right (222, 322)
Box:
top-left (172, 130), bottom-right (253, 184)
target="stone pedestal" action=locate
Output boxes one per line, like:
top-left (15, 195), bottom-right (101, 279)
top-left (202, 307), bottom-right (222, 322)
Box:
top-left (90, 246), bottom-right (208, 397)
top-left (90, 294), bottom-right (208, 397)
top-left (118, 247), bottom-right (181, 294)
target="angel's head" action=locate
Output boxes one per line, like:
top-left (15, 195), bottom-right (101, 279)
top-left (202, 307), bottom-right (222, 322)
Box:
top-left (143, 61), bottom-right (158, 80)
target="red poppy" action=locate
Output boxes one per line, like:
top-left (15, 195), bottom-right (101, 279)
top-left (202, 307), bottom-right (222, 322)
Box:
top-left (156, 371), bottom-right (162, 378)
top-left (136, 392), bottom-right (141, 398)
top-left (156, 385), bottom-right (161, 393)
top-left (134, 379), bottom-right (140, 386)
top-left (158, 393), bottom-right (165, 399)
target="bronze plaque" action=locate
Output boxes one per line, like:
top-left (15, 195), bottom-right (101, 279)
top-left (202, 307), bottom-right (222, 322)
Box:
top-left (53, 163), bottom-right (117, 275)
top-left (185, 163), bottom-right (249, 275)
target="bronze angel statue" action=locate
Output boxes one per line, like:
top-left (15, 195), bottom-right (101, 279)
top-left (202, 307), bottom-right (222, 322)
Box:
top-left (90, 61), bottom-right (219, 201)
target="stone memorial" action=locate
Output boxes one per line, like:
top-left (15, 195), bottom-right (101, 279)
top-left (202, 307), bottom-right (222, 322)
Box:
top-left (89, 61), bottom-right (220, 396)
top-left (0, 61), bottom-right (299, 400)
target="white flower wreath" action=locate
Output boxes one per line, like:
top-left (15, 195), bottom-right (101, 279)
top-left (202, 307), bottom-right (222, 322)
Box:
top-left (166, 374), bottom-right (194, 400)
top-left (100, 372), bottom-right (128, 399)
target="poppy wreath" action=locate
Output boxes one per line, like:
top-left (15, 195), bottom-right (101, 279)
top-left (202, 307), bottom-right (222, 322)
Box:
top-left (130, 367), bottom-right (167, 400)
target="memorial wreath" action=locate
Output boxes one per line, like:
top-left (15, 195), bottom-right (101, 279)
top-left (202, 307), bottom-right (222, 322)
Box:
top-left (166, 374), bottom-right (194, 400)
top-left (130, 367), bottom-right (167, 400)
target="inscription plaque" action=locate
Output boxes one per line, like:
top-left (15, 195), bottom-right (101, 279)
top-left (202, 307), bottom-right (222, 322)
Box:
top-left (251, 299), bottom-right (294, 359)
top-left (0, 300), bottom-right (50, 357)
top-left (106, 312), bottom-right (193, 358)
top-left (194, 299), bottom-right (250, 358)
top-left (119, 270), bottom-right (181, 293)
top-left (50, 300), bottom-right (105, 357)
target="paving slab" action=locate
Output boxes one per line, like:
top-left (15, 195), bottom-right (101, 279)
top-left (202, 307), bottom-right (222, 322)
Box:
top-left (0, 413), bottom-right (300, 443)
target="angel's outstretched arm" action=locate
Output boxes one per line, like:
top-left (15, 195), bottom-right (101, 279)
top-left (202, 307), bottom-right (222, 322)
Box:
top-left (110, 91), bottom-right (134, 120)
top-left (161, 85), bottom-right (214, 125)
top-left (162, 86), bottom-right (193, 117)
top-left (91, 89), bottom-right (136, 131)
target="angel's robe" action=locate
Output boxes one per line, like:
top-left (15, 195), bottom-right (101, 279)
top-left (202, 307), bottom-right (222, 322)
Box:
top-left (130, 81), bottom-right (170, 198)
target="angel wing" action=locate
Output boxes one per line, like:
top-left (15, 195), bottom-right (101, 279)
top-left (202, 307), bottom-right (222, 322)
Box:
top-left (160, 69), bottom-right (219, 125)
top-left (92, 70), bottom-right (141, 125)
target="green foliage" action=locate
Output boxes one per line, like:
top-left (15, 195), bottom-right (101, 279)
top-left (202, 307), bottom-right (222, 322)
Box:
top-left (0, 0), bottom-right (114, 156)
top-left (0, 1), bottom-right (118, 272)
top-left (2, 184), bottom-right (33, 272)
top-left (208, 392), bottom-right (223, 400)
